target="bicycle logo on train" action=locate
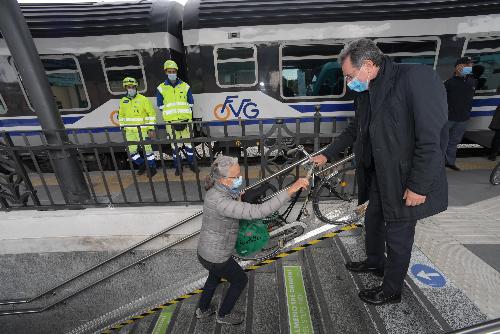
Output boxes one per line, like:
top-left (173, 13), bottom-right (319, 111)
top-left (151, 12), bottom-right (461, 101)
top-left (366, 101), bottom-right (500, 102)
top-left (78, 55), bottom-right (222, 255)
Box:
top-left (213, 95), bottom-right (260, 121)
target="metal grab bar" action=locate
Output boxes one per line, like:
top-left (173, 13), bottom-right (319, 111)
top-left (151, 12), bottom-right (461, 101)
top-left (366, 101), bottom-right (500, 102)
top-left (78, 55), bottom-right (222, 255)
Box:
top-left (0, 211), bottom-right (203, 307)
top-left (446, 317), bottom-right (500, 334)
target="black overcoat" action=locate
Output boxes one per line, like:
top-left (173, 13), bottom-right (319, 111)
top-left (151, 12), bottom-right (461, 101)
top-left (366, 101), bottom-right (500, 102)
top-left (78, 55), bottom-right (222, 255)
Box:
top-left (324, 57), bottom-right (448, 222)
top-left (489, 105), bottom-right (500, 131)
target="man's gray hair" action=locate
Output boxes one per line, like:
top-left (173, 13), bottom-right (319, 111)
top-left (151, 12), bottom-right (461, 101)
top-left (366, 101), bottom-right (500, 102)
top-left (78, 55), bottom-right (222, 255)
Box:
top-left (339, 39), bottom-right (384, 68)
top-left (204, 154), bottom-right (239, 190)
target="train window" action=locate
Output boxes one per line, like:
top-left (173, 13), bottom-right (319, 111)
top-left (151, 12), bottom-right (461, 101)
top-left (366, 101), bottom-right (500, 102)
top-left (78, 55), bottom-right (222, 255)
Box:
top-left (214, 46), bottom-right (257, 87)
top-left (463, 36), bottom-right (500, 93)
top-left (374, 38), bottom-right (440, 68)
top-left (11, 55), bottom-right (90, 112)
top-left (280, 43), bottom-right (345, 99)
top-left (0, 94), bottom-right (6, 114)
top-left (101, 53), bottom-right (147, 94)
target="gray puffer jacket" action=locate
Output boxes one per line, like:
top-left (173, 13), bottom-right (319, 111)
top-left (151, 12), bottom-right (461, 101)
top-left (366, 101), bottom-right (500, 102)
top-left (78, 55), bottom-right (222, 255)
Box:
top-left (197, 184), bottom-right (290, 263)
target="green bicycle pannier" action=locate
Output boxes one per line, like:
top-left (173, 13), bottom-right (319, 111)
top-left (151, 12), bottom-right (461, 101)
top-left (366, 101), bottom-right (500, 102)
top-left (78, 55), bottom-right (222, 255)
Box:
top-left (235, 219), bottom-right (270, 257)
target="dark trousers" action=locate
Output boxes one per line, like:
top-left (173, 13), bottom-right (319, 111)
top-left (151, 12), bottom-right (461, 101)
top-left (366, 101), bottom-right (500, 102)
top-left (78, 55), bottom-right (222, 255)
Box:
top-left (364, 172), bottom-right (417, 296)
top-left (197, 254), bottom-right (248, 317)
top-left (490, 130), bottom-right (500, 158)
top-left (445, 120), bottom-right (467, 165)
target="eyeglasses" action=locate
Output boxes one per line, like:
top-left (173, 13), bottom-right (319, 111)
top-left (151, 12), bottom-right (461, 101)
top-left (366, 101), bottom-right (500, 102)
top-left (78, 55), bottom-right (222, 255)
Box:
top-left (226, 175), bottom-right (241, 179)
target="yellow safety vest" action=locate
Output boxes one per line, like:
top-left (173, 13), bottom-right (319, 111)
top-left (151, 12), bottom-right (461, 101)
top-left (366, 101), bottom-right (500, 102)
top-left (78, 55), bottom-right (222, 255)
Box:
top-left (157, 81), bottom-right (192, 122)
top-left (118, 94), bottom-right (156, 131)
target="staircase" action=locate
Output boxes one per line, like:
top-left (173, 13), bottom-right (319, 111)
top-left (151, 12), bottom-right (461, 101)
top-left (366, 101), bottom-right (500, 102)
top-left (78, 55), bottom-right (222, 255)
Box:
top-left (120, 230), bottom-right (487, 334)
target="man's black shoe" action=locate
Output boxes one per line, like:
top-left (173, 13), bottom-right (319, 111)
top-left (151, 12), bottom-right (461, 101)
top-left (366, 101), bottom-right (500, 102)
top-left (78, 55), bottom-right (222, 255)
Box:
top-left (359, 285), bottom-right (383, 296)
top-left (358, 289), bottom-right (401, 305)
top-left (445, 164), bottom-right (461, 171)
top-left (345, 260), bottom-right (384, 277)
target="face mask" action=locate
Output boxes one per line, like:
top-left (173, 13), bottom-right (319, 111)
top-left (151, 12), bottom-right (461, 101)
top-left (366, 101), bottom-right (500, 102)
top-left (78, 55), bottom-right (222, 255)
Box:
top-left (231, 176), bottom-right (243, 190)
top-left (347, 78), bottom-right (369, 92)
top-left (127, 88), bottom-right (137, 97)
top-left (347, 66), bottom-right (370, 92)
top-left (167, 73), bottom-right (177, 82)
top-left (461, 66), bottom-right (472, 76)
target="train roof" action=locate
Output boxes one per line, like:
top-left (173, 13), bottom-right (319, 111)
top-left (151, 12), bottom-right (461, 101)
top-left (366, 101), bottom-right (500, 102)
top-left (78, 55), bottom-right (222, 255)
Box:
top-left (183, 0), bottom-right (500, 30)
top-left (0, 0), bottom-right (183, 39)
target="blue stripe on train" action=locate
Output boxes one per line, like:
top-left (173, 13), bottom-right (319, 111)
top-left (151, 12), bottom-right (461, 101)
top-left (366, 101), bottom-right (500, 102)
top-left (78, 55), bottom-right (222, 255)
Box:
top-left (0, 116), bottom-right (83, 127)
top-left (472, 97), bottom-right (500, 107)
top-left (289, 103), bottom-right (353, 113)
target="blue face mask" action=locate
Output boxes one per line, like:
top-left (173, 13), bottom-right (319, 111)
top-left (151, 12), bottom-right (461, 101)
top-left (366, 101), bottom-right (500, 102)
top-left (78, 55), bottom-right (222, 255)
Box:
top-left (347, 78), bottom-right (369, 92)
top-left (461, 66), bottom-right (472, 76)
top-left (167, 73), bottom-right (177, 82)
top-left (231, 176), bottom-right (243, 190)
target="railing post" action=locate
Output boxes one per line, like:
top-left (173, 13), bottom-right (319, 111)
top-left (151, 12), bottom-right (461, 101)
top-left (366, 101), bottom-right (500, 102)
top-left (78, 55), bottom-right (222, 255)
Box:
top-left (0, 0), bottom-right (90, 204)
top-left (314, 104), bottom-right (322, 152)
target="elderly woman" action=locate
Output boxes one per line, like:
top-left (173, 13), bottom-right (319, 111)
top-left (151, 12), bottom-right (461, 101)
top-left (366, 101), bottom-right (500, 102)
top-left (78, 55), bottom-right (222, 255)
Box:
top-left (196, 155), bottom-right (309, 325)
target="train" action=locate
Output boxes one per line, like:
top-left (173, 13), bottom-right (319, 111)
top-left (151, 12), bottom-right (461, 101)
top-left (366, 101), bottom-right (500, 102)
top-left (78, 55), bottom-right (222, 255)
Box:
top-left (0, 0), bottom-right (499, 143)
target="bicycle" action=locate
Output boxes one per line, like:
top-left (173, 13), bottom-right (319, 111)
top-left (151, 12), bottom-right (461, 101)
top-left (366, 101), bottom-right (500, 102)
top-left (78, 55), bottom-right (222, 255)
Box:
top-left (234, 146), bottom-right (367, 261)
top-left (490, 161), bottom-right (500, 185)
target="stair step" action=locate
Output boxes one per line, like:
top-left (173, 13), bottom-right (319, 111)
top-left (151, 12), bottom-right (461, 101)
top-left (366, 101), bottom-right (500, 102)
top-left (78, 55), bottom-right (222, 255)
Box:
top-left (279, 252), bottom-right (324, 333)
top-left (304, 241), bottom-right (377, 333)
top-left (129, 311), bottom-right (160, 334)
top-left (250, 268), bottom-right (281, 334)
top-left (336, 235), bottom-right (444, 334)
top-left (169, 297), bottom-right (198, 334)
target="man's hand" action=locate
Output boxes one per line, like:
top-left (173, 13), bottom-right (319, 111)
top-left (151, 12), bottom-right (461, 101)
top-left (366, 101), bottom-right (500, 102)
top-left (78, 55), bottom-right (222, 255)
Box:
top-left (403, 189), bottom-right (426, 207)
top-left (310, 154), bottom-right (328, 167)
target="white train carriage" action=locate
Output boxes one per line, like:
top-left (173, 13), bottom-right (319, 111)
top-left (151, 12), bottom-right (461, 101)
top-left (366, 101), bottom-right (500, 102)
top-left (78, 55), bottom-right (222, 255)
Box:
top-left (182, 0), bottom-right (500, 137)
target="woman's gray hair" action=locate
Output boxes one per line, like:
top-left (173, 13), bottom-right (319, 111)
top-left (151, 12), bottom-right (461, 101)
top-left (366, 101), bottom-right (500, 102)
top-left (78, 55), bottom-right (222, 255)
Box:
top-left (204, 155), bottom-right (239, 190)
top-left (338, 39), bottom-right (384, 69)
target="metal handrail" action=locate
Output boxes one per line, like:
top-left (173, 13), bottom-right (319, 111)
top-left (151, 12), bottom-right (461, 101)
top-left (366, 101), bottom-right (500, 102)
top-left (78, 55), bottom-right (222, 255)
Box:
top-left (0, 230), bottom-right (202, 315)
top-left (0, 211), bottom-right (203, 307)
top-left (446, 318), bottom-right (500, 334)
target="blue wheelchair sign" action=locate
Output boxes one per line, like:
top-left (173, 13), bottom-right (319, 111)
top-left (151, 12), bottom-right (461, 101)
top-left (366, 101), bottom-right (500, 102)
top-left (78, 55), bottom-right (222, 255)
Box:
top-left (411, 264), bottom-right (446, 288)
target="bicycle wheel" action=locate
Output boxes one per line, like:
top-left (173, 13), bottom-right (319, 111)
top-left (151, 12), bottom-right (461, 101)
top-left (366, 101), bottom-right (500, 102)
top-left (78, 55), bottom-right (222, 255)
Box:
top-left (312, 166), bottom-right (359, 224)
top-left (490, 162), bottom-right (500, 185)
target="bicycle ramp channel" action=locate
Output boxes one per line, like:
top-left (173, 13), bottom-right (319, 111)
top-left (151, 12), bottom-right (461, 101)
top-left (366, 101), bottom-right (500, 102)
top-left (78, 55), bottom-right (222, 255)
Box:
top-left (0, 201), bottom-right (493, 334)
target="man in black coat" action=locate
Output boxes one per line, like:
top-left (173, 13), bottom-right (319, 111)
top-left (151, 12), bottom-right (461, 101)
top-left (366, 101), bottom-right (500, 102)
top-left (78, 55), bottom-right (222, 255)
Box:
top-left (444, 56), bottom-right (477, 171)
top-left (312, 39), bottom-right (448, 305)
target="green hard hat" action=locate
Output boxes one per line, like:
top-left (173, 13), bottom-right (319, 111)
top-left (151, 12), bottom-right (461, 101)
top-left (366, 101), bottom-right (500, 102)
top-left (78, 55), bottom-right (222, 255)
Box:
top-left (122, 77), bottom-right (138, 87)
top-left (163, 60), bottom-right (179, 70)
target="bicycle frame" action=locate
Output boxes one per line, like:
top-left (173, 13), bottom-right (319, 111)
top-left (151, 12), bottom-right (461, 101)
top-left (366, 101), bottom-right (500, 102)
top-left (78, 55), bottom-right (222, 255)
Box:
top-left (264, 146), bottom-right (355, 225)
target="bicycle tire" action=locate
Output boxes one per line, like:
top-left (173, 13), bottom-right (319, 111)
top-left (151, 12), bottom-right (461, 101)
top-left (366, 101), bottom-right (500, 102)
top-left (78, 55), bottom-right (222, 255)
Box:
top-left (312, 166), bottom-right (358, 224)
top-left (490, 162), bottom-right (500, 185)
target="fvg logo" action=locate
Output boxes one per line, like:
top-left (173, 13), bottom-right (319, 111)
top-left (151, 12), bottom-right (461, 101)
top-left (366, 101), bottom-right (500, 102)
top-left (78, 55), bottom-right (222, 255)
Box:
top-left (213, 95), bottom-right (260, 121)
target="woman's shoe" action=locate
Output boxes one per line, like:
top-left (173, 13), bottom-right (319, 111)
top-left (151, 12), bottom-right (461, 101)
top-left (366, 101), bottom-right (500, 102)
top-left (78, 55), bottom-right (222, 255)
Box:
top-left (216, 311), bottom-right (244, 325)
top-left (196, 305), bottom-right (216, 319)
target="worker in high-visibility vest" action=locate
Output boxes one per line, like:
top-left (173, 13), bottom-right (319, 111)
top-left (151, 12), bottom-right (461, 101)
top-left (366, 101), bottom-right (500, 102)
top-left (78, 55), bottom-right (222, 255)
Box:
top-left (156, 60), bottom-right (196, 176)
top-left (119, 77), bottom-right (157, 176)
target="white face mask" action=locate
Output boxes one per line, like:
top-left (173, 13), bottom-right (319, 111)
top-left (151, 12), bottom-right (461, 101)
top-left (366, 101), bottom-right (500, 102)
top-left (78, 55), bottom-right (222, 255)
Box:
top-left (127, 88), bottom-right (137, 97)
top-left (167, 73), bottom-right (177, 82)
